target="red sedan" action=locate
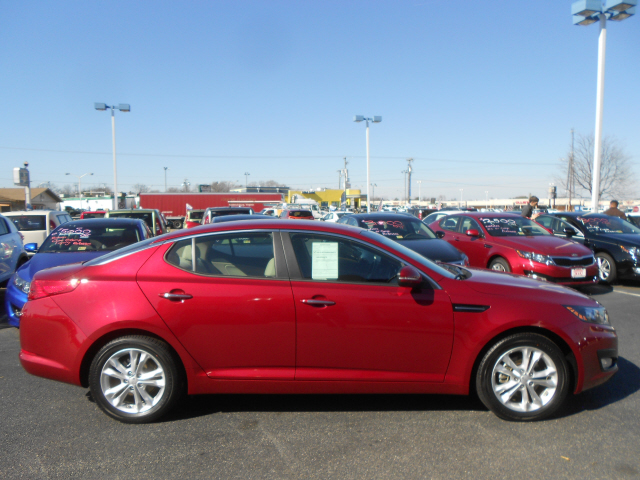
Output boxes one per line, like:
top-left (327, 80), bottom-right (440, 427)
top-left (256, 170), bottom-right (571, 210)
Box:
top-left (19, 220), bottom-right (616, 423)
top-left (429, 213), bottom-right (599, 285)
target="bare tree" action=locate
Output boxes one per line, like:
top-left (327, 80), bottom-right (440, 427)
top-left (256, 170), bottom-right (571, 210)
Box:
top-left (559, 133), bottom-right (635, 199)
top-left (132, 183), bottom-right (151, 194)
top-left (60, 184), bottom-right (76, 197)
top-left (209, 181), bottom-right (240, 192)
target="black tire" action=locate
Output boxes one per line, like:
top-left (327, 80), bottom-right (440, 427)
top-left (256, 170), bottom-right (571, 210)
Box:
top-left (489, 257), bottom-right (511, 273)
top-left (475, 333), bottom-right (570, 421)
top-left (595, 252), bottom-right (617, 284)
top-left (89, 335), bottom-right (183, 423)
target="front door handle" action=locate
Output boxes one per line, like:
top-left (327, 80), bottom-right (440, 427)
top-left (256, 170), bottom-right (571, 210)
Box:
top-left (484, 244), bottom-right (493, 249)
top-left (159, 292), bottom-right (193, 301)
top-left (301, 299), bottom-right (336, 306)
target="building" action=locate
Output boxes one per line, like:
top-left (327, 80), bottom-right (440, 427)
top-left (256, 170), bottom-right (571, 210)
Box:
top-left (0, 188), bottom-right (62, 212)
top-left (286, 188), bottom-right (364, 209)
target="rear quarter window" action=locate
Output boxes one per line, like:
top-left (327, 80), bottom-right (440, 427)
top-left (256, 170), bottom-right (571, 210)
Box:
top-left (10, 215), bottom-right (46, 231)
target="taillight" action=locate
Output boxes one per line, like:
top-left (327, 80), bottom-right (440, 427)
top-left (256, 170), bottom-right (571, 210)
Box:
top-left (28, 278), bottom-right (85, 301)
top-left (49, 220), bottom-right (56, 231)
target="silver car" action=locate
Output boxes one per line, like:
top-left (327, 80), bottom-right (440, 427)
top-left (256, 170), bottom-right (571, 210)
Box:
top-left (0, 213), bottom-right (28, 287)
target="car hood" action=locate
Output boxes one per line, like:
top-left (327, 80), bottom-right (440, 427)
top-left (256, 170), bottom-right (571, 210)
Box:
top-left (16, 251), bottom-right (107, 281)
top-left (460, 267), bottom-right (591, 301)
top-left (487, 235), bottom-right (591, 256)
top-left (594, 233), bottom-right (640, 246)
top-left (397, 238), bottom-right (463, 263)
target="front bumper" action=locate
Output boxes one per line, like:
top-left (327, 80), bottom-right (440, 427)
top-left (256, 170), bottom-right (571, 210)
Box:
top-left (515, 261), bottom-right (599, 285)
top-left (4, 278), bottom-right (28, 327)
top-left (571, 322), bottom-right (618, 394)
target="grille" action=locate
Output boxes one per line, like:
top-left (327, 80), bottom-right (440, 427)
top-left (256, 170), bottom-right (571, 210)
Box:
top-left (552, 255), bottom-right (595, 267)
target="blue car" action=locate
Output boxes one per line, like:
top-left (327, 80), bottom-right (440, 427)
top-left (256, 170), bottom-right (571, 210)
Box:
top-left (5, 218), bottom-right (150, 327)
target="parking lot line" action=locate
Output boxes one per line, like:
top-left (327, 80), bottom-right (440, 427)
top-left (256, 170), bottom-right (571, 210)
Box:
top-left (613, 289), bottom-right (640, 298)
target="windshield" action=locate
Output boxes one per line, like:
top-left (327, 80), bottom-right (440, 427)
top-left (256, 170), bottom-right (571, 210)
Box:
top-left (110, 212), bottom-right (153, 228)
top-left (360, 230), bottom-right (455, 279)
top-left (40, 224), bottom-right (142, 252)
top-left (577, 216), bottom-right (640, 234)
top-left (358, 217), bottom-right (437, 240)
top-left (9, 215), bottom-right (46, 231)
top-left (82, 212), bottom-right (105, 219)
top-left (479, 216), bottom-right (549, 237)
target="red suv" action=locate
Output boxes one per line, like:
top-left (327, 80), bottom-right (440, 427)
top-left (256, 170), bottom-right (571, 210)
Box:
top-left (279, 209), bottom-right (314, 220)
top-left (429, 212), bottom-right (598, 285)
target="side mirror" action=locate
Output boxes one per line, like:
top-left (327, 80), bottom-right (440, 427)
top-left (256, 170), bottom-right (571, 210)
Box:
top-left (24, 243), bottom-right (38, 253)
top-left (398, 265), bottom-right (423, 288)
top-left (564, 228), bottom-right (576, 237)
top-left (435, 231), bottom-right (445, 239)
top-left (466, 229), bottom-right (480, 237)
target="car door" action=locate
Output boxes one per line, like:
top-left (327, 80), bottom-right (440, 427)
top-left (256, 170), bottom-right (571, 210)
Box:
top-left (454, 217), bottom-right (487, 266)
top-left (438, 215), bottom-right (461, 242)
top-left (284, 231), bottom-right (454, 382)
top-left (137, 230), bottom-right (297, 380)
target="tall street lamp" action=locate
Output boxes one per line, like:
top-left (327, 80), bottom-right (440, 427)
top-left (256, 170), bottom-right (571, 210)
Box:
top-left (571, 0), bottom-right (636, 210)
top-left (401, 170), bottom-right (408, 203)
top-left (370, 183), bottom-right (377, 203)
top-left (164, 167), bottom-right (169, 192)
top-left (353, 115), bottom-right (382, 212)
top-left (417, 180), bottom-right (422, 203)
top-left (244, 172), bottom-right (250, 188)
top-left (66, 172), bottom-right (93, 210)
top-left (94, 103), bottom-right (130, 209)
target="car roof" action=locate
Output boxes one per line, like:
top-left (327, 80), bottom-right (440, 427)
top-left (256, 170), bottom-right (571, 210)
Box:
top-left (154, 219), bottom-right (362, 243)
top-left (3, 210), bottom-right (62, 216)
top-left (211, 214), bottom-right (266, 223)
top-left (344, 212), bottom-right (421, 220)
top-left (57, 218), bottom-right (145, 228)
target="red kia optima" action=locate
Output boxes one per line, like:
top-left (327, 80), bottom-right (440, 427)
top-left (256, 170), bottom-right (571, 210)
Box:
top-left (429, 213), bottom-right (599, 285)
top-left (19, 220), bottom-right (616, 423)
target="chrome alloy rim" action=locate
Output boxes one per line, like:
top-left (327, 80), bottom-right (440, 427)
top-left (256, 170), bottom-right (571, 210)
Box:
top-left (491, 263), bottom-right (506, 272)
top-left (597, 257), bottom-right (611, 280)
top-left (100, 348), bottom-right (166, 414)
top-left (491, 346), bottom-right (558, 413)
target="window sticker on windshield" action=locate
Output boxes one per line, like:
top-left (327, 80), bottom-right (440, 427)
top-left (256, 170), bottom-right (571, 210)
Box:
top-left (312, 242), bottom-right (339, 280)
top-left (362, 220), bottom-right (403, 236)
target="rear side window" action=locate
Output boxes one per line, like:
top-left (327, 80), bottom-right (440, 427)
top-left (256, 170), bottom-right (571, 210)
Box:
top-left (440, 216), bottom-right (459, 232)
top-left (0, 218), bottom-right (8, 235)
top-left (10, 215), bottom-right (46, 231)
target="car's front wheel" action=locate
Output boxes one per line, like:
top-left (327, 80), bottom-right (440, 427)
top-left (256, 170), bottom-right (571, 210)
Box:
top-left (489, 257), bottom-right (511, 272)
top-left (89, 336), bottom-right (183, 423)
top-left (475, 333), bottom-right (570, 421)
top-left (596, 252), bottom-right (616, 284)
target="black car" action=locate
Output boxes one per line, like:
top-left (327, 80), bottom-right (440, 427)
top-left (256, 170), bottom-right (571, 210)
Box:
top-left (337, 212), bottom-right (468, 266)
top-left (536, 212), bottom-right (640, 283)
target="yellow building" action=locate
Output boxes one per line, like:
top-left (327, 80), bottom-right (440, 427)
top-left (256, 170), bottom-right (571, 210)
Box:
top-left (286, 189), bottom-right (364, 209)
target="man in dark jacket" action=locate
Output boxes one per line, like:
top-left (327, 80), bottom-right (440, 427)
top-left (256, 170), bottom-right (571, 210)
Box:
top-left (521, 196), bottom-right (539, 219)
top-left (603, 200), bottom-right (627, 220)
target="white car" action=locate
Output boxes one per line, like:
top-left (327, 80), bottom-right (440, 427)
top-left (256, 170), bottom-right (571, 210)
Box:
top-left (3, 210), bottom-right (73, 253)
top-left (422, 210), bottom-right (461, 226)
top-left (0, 213), bottom-right (28, 286)
top-left (321, 211), bottom-right (349, 223)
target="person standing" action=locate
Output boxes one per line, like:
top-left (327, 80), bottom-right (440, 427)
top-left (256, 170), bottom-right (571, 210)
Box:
top-left (521, 196), bottom-right (539, 219)
top-left (603, 200), bottom-right (627, 220)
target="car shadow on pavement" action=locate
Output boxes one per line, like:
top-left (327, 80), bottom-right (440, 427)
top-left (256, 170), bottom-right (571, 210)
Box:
top-left (163, 392), bottom-right (486, 423)
top-left (576, 283), bottom-right (613, 296)
top-left (563, 356), bottom-right (640, 417)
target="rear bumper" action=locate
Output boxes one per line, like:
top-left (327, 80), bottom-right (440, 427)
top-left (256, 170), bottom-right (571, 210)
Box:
top-left (19, 298), bottom-right (86, 386)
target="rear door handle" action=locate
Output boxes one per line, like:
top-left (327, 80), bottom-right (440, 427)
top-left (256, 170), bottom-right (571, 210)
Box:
top-left (301, 299), bottom-right (336, 306)
top-left (159, 293), bottom-right (193, 301)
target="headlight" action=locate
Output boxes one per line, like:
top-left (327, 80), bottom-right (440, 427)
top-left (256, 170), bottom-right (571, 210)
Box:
top-left (620, 245), bottom-right (637, 257)
top-left (565, 305), bottom-right (610, 325)
top-left (13, 273), bottom-right (31, 294)
top-left (516, 250), bottom-right (554, 266)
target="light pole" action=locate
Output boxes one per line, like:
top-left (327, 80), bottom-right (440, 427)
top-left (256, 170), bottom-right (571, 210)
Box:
top-left (353, 115), bottom-right (382, 212)
top-left (417, 181), bottom-right (422, 203)
top-left (401, 170), bottom-right (408, 204)
top-left (94, 103), bottom-right (130, 209)
top-left (66, 172), bottom-right (93, 210)
top-left (164, 167), bottom-right (169, 192)
top-left (571, 0), bottom-right (636, 210)
top-left (244, 172), bottom-right (250, 189)
top-left (181, 179), bottom-right (191, 192)
top-left (370, 183), bottom-right (377, 203)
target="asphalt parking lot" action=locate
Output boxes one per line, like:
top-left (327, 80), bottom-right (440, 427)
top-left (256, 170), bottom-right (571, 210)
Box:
top-left (1, 283), bottom-right (639, 480)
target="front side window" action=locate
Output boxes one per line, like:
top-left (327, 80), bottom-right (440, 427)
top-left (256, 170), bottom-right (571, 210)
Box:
top-left (166, 232), bottom-right (275, 278)
top-left (478, 216), bottom-right (549, 237)
top-left (289, 233), bottom-right (403, 284)
top-left (459, 217), bottom-right (481, 234)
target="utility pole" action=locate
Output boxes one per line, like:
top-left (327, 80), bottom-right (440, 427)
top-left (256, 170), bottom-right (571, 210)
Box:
top-left (406, 158), bottom-right (413, 204)
top-left (337, 170), bottom-right (342, 189)
top-left (569, 129), bottom-right (574, 211)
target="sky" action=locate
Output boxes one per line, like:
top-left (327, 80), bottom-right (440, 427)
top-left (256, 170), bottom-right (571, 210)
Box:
top-left (0, 1), bottom-right (638, 202)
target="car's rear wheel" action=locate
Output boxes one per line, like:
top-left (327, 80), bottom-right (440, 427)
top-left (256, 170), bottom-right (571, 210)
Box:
top-left (89, 336), bottom-right (183, 423)
top-left (596, 252), bottom-right (616, 284)
top-left (489, 257), bottom-right (511, 272)
top-left (475, 333), bottom-right (570, 421)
